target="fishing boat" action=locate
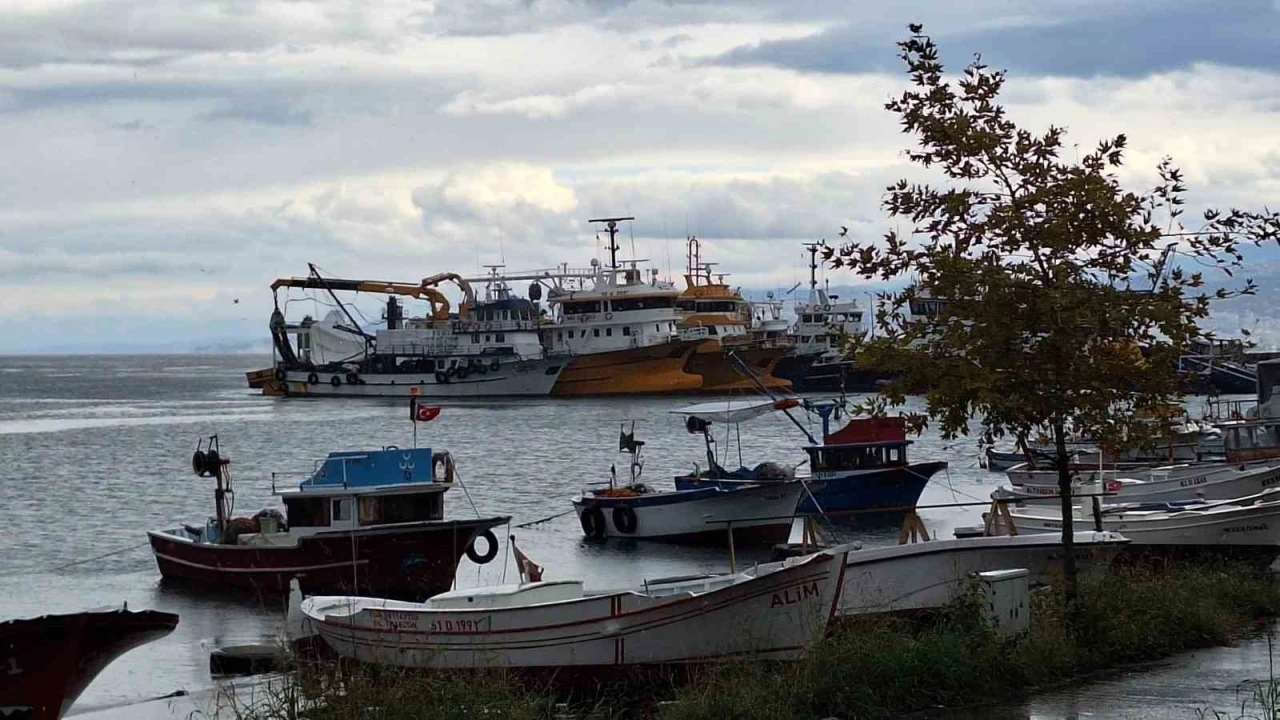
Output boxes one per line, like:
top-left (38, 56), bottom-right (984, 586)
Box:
top-left (523, 218), bottom-right (706, 396)
top-left (673, 399), bottom-right (946, 515)
top-left (147, 431), bottom-right (509, 601)
top-left (1003, 490), bottom-right (1280, 566)
top-left (770, 243), bottom-right (890, 393)
top-left (571, 423), bottom-right (804, 545)
top-left (997, 460), bottom-right (1280, 505)
top-left (0, 607), bottom-right (178, 720)
top-left (782, 531), bottom-right (1129, 617)
top-left (676, 236), bottom-right (792, 393)
top-left (261, 265), bottom-right (565, 397)
top-left (293, 549), bottom-right (844, 669)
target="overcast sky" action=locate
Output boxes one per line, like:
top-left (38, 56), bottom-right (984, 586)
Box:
top-left (3, 0), bottom-right (1280, 352)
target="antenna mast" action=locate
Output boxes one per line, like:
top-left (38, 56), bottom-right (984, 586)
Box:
top-left (802, 243), bottom-right (820, 300)
top-left (587, 216), bottom-right (635, 272)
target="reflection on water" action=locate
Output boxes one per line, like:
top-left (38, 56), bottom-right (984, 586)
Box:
top-left (0, 354), bottom-right (1265, 719)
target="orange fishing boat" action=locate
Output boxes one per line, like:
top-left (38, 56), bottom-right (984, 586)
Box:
top-left (676, 237), bottom-right (792, 393)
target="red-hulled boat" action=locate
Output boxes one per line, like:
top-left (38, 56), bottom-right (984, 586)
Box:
top-left (0, 607), bottom-right (178, 720)
top-left (148, 435), bottom-right (509, 602)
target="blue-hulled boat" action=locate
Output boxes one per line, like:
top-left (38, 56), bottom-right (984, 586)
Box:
top-left (571, 422), bottom-right (805, 545)
top-left (671, 399), bottom-right (946, 515)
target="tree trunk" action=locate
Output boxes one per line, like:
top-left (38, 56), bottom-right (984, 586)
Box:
top-left (1053, 419), bottom-right (1078, 605)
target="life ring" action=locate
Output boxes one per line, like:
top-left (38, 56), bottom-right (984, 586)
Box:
top-left (192, 450), bottom-right (208, 475)
top-left (306, 372), bottom-right (319, 385)
top-left (329, 375), bottom-right (342, 387)
top-left (612, 505), bottom-right (638, 535)
top-left (432, 454), bottom-right (454, 482)
top-left (823, 304), bottom-right (832, 312)
top-left (345, 372), bottom-right (359, 385)
top-left (580, 506), bottom-right (607, 540)
top-left (273, 367), bottom-right (286, 382)
top-left (489, 358), bottom-right (501, 372)
top-left (605, 312), bottom-right (613, 320)
top-left (435, 371), bottom-right (449, 384)
top-left (485, 323), bottom-right (493, 331)
top-left (465, 530), bottom-right (499, 565)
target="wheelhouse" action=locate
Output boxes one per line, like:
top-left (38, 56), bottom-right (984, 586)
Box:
top-left (804, 441), bottom-right (913, 473)
top-left (275, 447), bottom-right (455, 531)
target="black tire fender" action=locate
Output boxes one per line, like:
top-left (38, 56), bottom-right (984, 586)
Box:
top-left (612, 505), bottom-right (638, 535)
top-left (330, 375), bottom-right (342, 387)
top-left (580, 505), bottom-right (607, 540)
top-left (465, 530), bottom-right (499, 565)
top-left (306, 372), bottom-right (319, 385)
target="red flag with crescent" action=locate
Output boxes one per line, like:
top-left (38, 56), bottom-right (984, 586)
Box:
top-left (411, 398), bottom-right (441, 423)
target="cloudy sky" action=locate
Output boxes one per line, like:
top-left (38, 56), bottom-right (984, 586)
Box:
top-left (3, 0), bottom-right (1280, 352)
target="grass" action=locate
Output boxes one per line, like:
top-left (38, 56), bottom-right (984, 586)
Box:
top-left (224, 562), bottom-right (1280, 720)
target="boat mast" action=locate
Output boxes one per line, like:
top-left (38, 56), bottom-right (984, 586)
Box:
top-left (587, 216), bottom-right (634, 272)
top-left (803, 242), bottom-right (820, 305)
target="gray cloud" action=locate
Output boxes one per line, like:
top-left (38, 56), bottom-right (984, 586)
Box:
top-left (712, 0), bottom-right (1280, 78)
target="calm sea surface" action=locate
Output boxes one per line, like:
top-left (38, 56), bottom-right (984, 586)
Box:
top-left (0, 354), bottom-right (1260, 719)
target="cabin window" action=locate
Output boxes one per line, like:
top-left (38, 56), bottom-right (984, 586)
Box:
top-left (472, 333), bottom-right (480, 343)
top-left (568, 330), bottom-right (575, 339)
top-left (332, 498), bottom-right (352, 522)
top-left (563, 301), bottom-right (602, 315)
top-left (485, 335), bottom-right (491, 342)
top-left (622, 326), bottom-right (631, 336)
top-left (496, 332), bottom-right (505, 342)
top-left (284, 497), bottom-right (329, 527)
top-left (708, 326), bottom-right (718, 336)
top-left (611, 296), bottom-right (675, 312)
top-left (676, 300), bottom-right (696, 312)
top-left (696, 300), bottom-right (739, 313)
top-left (381, 493), bottom-right (444, 523)
top-left (593, 329), bottom-right (600, 337)
top-left (606, 328), bottom-right (613, 337)
top-left (358, 497), bottom-right (382, 525)
top-left (557, 332), bottom-right (564, 342)
top-left (655, 324), bottom-right (661, 332)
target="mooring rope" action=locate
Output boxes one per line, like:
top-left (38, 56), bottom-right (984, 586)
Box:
top-left (514, 509), bottom-right (575, 529)
top-left (49, 541), bottom-right (150, 572)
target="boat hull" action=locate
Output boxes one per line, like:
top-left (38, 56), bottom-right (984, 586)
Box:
top-left (550, 341), bottom-right (703, 396)
top-left (683, 341), bottom-right (791, 393)
top-left (303, 551), bottom-right (844, 669)
top-left (677, 463), bottom-right (944, 515)
top-left (274, 357), bottom-right (564, 398)
top-left (821, 532), bottom-right (1128, 616)
top-left (1001, 462), bottom-right (1280, 505)
top-left (0, 609), bottom-right (178, 720)
top-left (1008, 499), bottom-right (1280, 566)
top-left (245, 367), bottom-right (274, 389)
top-left (572, 483), bottom-right (803, 545)
top-left (772, 355), bottom-right (893, 393)
top-left (148, 517), bottom-right (507, 602)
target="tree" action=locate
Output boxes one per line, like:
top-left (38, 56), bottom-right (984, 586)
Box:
top-left (829, 26), bottom-right (1280, 603)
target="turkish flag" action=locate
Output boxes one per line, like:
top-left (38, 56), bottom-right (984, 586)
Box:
top-left (411, 399), bottom-right (441, 423)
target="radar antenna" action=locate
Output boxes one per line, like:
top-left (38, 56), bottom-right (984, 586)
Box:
top-left (588, 216), bottom-right (635, 271)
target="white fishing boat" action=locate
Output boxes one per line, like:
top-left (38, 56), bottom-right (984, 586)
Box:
top-left (264, 265), bottom-right (566, 398)
top-left (997, 460), bottom-right (1280, 505)
top-left (1005, 490), bottom-right (1280, 561)
top-left (295, 549), bottom-right (845, 669)
top-left (759, 532), bottom-right (1129, 617)
top-left (572, 422), bottom-right (804, 545)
